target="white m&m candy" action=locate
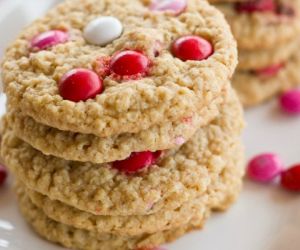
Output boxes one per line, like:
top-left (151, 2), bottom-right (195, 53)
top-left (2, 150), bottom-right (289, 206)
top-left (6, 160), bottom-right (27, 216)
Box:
top-left (84, 16), bottom-right (123, 46)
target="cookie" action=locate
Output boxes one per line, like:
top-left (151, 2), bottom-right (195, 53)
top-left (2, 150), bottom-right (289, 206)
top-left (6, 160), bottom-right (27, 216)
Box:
top-left (238, 38), bottom-right (300, 71)
top-left (5, 89), bottom-right (222, 163)
top-left (2, 0), bottom-right (237, 137)
top-left (22, 184), bottom-right (209, 237)
top-left (20, 141), bottom-right (243, 236)
top-left (233, 45), bottom-right (300, 107)
top-left (1, 89), bottom-right (244, 216)
top-left (216, 0), bottom-right (300, 50)
top-left (17, 190), bottom-right (205, 250)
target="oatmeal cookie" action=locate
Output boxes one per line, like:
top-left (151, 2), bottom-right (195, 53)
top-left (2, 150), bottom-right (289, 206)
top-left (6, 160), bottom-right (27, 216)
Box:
top-left (1, 89), bottom-right (244, 216)
top-left (233, 45), bottom-right (300, 107)
top-left (216, 0), bottom-right (300, 50)
top-left (21, 141), bottom-right (243, 236)
top-left (238, 38), bottom-right (300, 71)
top-left (2, 0), bottom-right (237, 137)
top-left (17, 190), bottom-right (206, 250)
top-left (5, 88), bottom-right (223, 163)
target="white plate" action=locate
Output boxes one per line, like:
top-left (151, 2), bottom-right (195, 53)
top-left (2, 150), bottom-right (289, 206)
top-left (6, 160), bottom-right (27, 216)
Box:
top-left (1, 1), bottom-right (300, 250)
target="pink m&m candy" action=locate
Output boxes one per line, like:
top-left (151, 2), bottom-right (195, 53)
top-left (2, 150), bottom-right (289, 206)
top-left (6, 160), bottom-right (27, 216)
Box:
top-left (113, 151), bottom-right (161, 173)
top-left (280, 164), bottom-right (300, 191)
top-left (254, 63), bottom-right (284, 77)
top-left (235, 0), bottom-right (276, 13)
top-left (247, 153), bottom-right (284, 182)
top-left (172, 35), bottom-right (213, 61)
top-left (110, 50), bottom-right (150, 77)
top-left (59, 68), bottom-right (104, 102)
top-left (279, 89), bottom-right (300, 115)
top-left (150, 0), bottom-right (187, 15)
top-left (31, 30), bottom-right (69, 51)
top-left (0, 165), bottom-right (7, 187)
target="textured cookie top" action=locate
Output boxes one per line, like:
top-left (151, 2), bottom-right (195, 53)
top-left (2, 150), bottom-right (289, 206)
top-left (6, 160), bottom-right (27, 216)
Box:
top-left (2, 0), bottom-right (237, 137)
top-left (1, 88), bottom-right (244, 216)
top-left (216, 0), bottom-right (300, 50)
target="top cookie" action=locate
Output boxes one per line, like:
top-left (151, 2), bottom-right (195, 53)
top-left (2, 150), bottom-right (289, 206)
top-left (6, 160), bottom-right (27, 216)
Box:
top-left (2, 0), bottom-right (237, 137)
top-left (216, 0), bottom-right (300, 50)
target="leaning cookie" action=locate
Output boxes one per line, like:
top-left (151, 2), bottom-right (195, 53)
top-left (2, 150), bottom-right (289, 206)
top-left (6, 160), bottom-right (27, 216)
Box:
top-left (2, 0), bottom-right (237, 137)
top-left (17, 190), bottom-right (206, 250)
top-left (233, 45), bottom-right (300, 107)
top-left (4, 87), bottom-right (223, 164)
top-left (1, 89), bottom-right (244, 216)
top-left (21, 140), bottom-right (243, 236)
top-left (216, 0), bottom-right (300, 50)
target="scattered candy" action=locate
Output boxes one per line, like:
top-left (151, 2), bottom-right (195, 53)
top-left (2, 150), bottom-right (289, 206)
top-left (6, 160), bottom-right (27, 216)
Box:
top-left (280, 164), bottom-right (300, 191)
top-left (84, 16), bottom-right (123, 46)
top-left (172, 35), bottom-right (213, 61)
top-left (254, 63), bottom-right (284, 77)
top-left (247, 153), bottom-right (284, 182)
top-left (59, 68), bottom-right (104, 102)
top-left (110, 50), bottom-right (150, 77)
top-left (235, 0), bottom-right (276, 13)
top-left (113, 151), bottom-right (160, 173)
top-left (31, 30), bottom-right (69, 51)
top-left (279, 89), bottom-right (300, 115)
top-left (0, 165), bottom-right (7, 187)
top-left (150, 0), bottom-right (187, 15)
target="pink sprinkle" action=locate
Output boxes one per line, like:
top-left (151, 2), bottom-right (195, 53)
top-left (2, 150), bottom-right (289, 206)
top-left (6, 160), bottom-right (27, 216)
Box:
top-left (175, 136), bottom-right (185, 145)
top-left (150, 0), bottom-right (187, 15)
top-left (147, 202), bottom-right (154, 211)
top-left (31, 30), bottom-right (69, 51)
top-left (279, 89), bottom-right (300, 115)
top-left (182, 116), bottom-right (193, 125)
top-left (247, 153), bottom-right (284, 182)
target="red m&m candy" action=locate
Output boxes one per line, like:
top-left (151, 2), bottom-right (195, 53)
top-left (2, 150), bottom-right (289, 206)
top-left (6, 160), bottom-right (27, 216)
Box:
top-left (31, 30), bottom-right (69, 51)
top-left (113, 151), bottom-right (161, 173)
top-left (254, 63), bottom-right (284, 77)
top-left (235, 0), bottom-right (276, 13)
top-left (110, 50), bottom-right (150, 77)
top-left (280, 164), bottom-right (300, 191)
top-left (172, 35), bottom-right (213, 61)
top-left (59, 68), bottom-right (104, 102)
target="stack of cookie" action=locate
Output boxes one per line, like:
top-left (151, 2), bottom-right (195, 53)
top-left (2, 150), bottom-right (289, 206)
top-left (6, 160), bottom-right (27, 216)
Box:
top-left (210, 0), bottom-right (300, 106)
top-left (0, 0), bottom-right (244, 249)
